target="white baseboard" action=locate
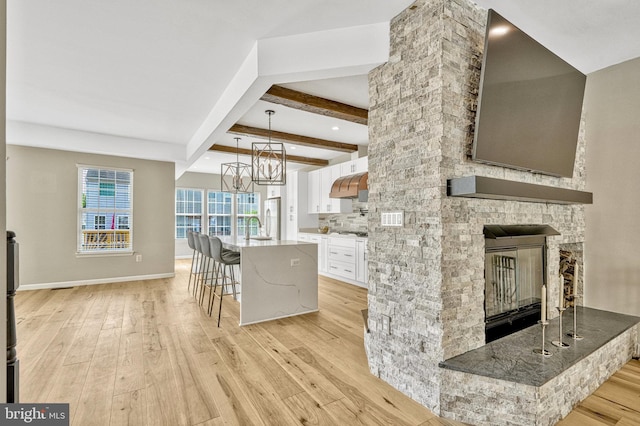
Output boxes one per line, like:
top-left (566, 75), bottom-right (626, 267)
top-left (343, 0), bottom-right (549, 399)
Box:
top-left (17, 272), bottom-right (176, 291)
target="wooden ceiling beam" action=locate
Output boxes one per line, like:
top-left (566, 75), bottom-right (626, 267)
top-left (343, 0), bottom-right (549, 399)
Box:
top-left (228, 124), bottom-right (358, 153)
top-left (261, 85), bottom-right (368, 125)
top-left (209, 144), bottom-right (329, 167)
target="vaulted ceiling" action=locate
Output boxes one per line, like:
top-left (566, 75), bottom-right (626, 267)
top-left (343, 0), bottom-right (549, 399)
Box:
top-left (7, 0), bottom-right (640, 178)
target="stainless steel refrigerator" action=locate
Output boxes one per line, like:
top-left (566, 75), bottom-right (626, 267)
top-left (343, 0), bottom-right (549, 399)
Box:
top-left (264, 197), bottom-right (281, 240)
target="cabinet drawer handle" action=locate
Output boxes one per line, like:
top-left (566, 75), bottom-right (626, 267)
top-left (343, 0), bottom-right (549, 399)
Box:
top-left (330, 266), bottom-right (338, 270)
top-left (345, 269), bottom-right (352, 273)
top-left (330, 251), bottom-right (338, 254)
top-left (344, 254), bottom-right (353, 257)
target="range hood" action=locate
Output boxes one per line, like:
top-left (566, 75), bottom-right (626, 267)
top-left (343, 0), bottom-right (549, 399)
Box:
top-left (330, 172), bottom-right (368, 200)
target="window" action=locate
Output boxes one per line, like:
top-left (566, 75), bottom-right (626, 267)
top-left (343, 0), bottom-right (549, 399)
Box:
top-left (236, 193), bottom-right (261, 237)
top-left (94, 215), bottom-right (106, 230)
top-left (207, 191), bottom-right (232, 236)
top-left (206, 191), bottom-right (260, 237)
top-left (78, 166), bottom-right (133, 253)
top-left (176, 189), bottom-right (203, 238)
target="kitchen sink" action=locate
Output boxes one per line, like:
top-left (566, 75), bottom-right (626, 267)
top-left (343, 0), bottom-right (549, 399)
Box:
top-left (250, 236), bottom-right (272, 241)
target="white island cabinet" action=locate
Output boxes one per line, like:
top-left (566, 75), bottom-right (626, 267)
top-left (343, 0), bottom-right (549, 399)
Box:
top-left (219, 237), bottom-right (318, 325)
top-left (299, 232), bottom-right (368, 288)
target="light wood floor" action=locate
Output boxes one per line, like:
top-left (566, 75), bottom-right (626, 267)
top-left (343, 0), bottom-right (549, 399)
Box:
top-left (15, 260), bottom-right (640, 425)
top-left (557, 359), bottom-right (640, 426)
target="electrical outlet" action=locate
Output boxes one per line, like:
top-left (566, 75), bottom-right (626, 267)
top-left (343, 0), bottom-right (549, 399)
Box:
top-left (135, 254), bottom-right (142, 263)
top-left (290, 258), bottom-right (300, 267)
top-left (382, 314), bottom-right (391, 334)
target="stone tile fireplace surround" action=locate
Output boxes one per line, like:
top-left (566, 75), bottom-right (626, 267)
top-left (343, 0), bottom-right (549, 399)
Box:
top-left (365, 0), bottom-right (639, 425)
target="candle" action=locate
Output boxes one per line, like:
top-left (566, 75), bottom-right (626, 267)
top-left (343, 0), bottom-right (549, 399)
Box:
top-left (573, 262), bottom-right (579, 297)
top-left (559, 272), bottom-right (564, 308)
top-left (541, 284), bottom-right (547, 322)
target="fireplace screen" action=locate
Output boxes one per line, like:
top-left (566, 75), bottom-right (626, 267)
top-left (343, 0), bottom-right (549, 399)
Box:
top-left (485, 246), bottom-right (544, 318)
top-left (483, 225), bottom-right (557, 343)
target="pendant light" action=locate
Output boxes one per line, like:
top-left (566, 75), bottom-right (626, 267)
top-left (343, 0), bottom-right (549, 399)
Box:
top-left (251, 110), bottom-right (286, 185)
top-left (221, 137), bottom-right (253, 193)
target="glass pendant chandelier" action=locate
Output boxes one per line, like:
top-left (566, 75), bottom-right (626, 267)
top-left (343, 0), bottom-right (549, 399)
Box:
top-left (221, 137), bottom-right (253, 193)
top-left (251, 110), bottom-right (286, 185)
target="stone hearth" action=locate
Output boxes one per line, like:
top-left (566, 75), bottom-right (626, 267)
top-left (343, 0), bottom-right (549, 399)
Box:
top-left (440, 307), bottom-right (640, 424)
top-left (362, 0), bottom-right (638, 425)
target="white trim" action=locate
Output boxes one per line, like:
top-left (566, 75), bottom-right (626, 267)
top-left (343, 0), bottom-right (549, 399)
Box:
top-left (17, 272), bottom-right (175, 291)
top-left (76, 251), bottom-right (134, 258)
top-left (175, 255), bottom-right (192, 260)
top-left (76, 163), bottom-right (134, 173)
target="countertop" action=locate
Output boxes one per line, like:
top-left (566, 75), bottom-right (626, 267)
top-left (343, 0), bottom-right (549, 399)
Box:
top-left (299, 229), bottom-right (368, 238)
top-left (439, 306), bottom-right (640, 387)
top-left (218, 236), bottom-right (314, 251)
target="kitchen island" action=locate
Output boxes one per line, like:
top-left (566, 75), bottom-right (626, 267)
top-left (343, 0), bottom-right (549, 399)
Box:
top-left (219, 237), bottom-right (318, 325)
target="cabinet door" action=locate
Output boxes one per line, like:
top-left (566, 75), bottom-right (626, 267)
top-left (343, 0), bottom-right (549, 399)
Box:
top-left (320, 236), bottom-right (328, 273)
top-left (286, 171), bottom-right (297, 215)
top-left (320, 166), bottom-right (334, 213)
top-left (356, 239), bottom-right (366, 283)
top-left (323, 164), bottom-right (352, 213)
top-left (339, 157), bottom-right (368, 176)
top-left (307, 170), bottom-right (321, 214)
top-left (267, 185), bottom-right (282, 198)
top-left (308, 235), bottom-right (327, 273)
top-left (340, 160), bottom-right (356, 176)
top-left (354, 156), bottom-right (368, 173)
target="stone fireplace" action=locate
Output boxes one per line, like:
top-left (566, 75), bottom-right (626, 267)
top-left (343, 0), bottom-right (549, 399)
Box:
top-left (363, 0), bottom-right (640, 425)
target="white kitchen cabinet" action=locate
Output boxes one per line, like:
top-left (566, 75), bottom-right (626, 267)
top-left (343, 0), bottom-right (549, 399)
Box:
top-left (319, 166), bottom-right (334, 212)
top-left (327, 236), bottom-right (357, 281)
top-left (320, 165), bottom-right (352, 214)
top-left (356, 238), bottom-right (368, 285)
top-left (267, 185), bottom-right (283, 199)
top-left (307, 234), bottom-right (328, 273)
top-left (285, 171), bottom-right (315, 240)
top-left (340, 156), bottom-right (368, 176)
top-left (307, 169), bottom-right (321, 213)
top-left (312, 235), bottom-right (368, 288)
top-left (307, 166), bottom-right (351, 214)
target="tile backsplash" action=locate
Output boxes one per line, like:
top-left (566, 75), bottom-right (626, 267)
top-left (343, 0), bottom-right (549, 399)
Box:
top-left (318, 201), bottom-right (369, 233)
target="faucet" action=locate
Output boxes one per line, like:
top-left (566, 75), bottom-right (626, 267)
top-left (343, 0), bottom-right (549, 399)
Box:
top-left (245, 216), bottom-right (262, 240)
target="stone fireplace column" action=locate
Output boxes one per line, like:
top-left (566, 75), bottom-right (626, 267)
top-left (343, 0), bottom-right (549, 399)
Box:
top-left (366, 0), bottom-right (586, 415)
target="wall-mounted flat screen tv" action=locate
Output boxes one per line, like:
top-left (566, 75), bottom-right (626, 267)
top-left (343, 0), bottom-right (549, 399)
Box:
top-left (472, 10), bottom-right (586, 178)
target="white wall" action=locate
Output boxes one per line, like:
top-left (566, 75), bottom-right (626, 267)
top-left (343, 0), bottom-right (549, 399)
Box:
top-left (6, 145), bottom-right (175, 287)
top-left (584, 57), bottom-right (640, 316)
top-left (174, 172), bottom-right (268, 257)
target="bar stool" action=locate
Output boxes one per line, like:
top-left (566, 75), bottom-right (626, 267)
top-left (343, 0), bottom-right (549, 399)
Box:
top-left (192, 232), bottom-right (206, 298)
top-left (208, 236), bottom-right (240, 326)
top-left (197, 233), bottom-right (218, 307)
top-left (186, 230), bottom-right (198, 293)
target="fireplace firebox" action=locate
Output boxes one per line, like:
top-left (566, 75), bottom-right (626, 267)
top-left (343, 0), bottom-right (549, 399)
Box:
top-left (484, 225), bottom-right (559, 343)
